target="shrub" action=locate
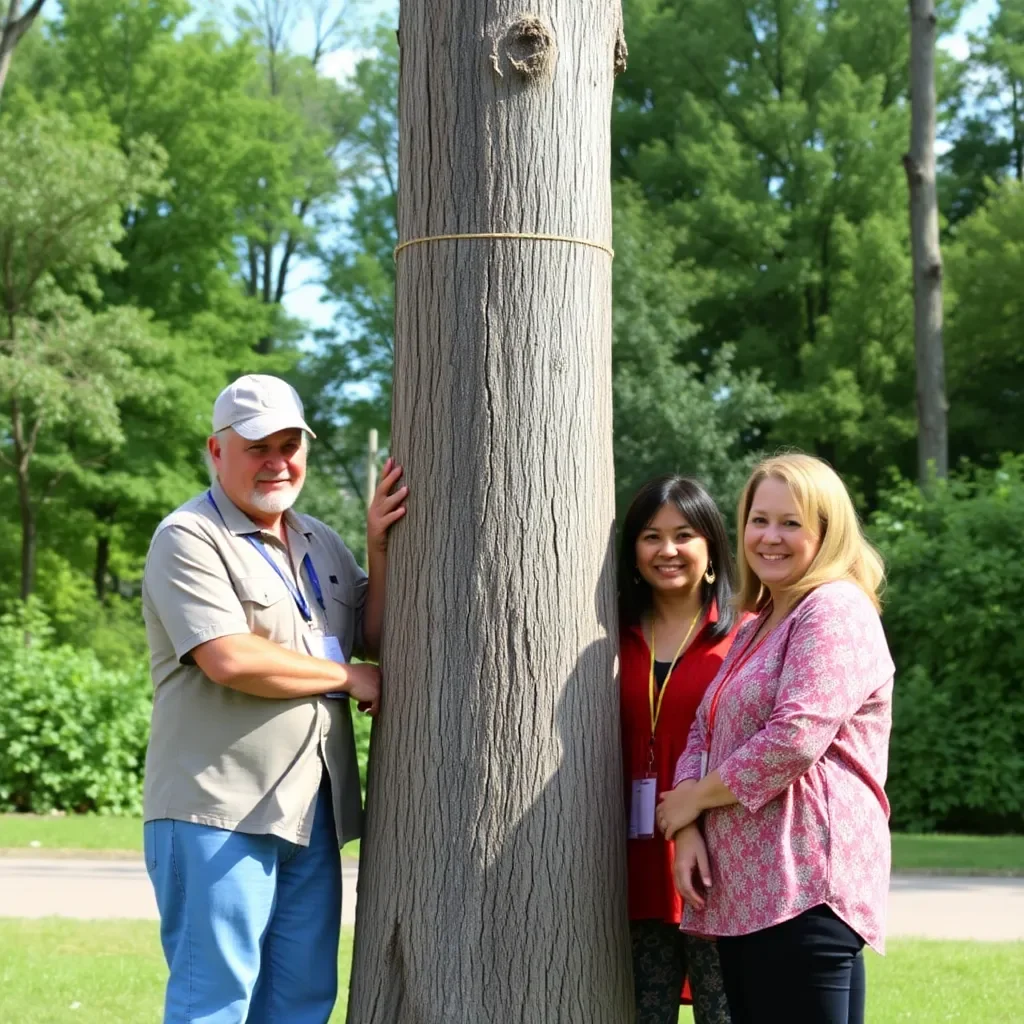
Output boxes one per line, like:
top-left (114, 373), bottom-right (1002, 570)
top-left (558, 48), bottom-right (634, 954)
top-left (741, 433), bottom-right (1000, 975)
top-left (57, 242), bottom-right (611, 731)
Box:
top-left (353, 707), bottom-right (371, 797)
top-left (0, 600), bottom-right (376, 815)
top-left (0, 602), bottom-right (151, 815)
top-left (871, 457), bottom-right (1024, 832)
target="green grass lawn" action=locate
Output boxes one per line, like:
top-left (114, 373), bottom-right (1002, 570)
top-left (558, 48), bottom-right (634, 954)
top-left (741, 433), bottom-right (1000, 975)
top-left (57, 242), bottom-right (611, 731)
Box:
top-left (2, 814), bottom-right (1019, 876)
top-left (889, 833), bottom-right (1024, 877)
top-left (0, 814), bottom-right (360, 859)
top-left (0, 920), bottom-right (1020, 1023)
top-left (0, 814), bottom-right (143, 854)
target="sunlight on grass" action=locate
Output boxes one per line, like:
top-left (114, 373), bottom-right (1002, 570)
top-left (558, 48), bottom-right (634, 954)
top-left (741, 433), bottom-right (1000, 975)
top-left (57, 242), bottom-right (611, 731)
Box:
top-left (0, 921), bottom-right (1020, 1023)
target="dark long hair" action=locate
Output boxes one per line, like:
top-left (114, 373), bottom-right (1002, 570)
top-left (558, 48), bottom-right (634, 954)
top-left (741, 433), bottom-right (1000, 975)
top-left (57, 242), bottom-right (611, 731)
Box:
top-left (618, 475), bottom-right (737, 639)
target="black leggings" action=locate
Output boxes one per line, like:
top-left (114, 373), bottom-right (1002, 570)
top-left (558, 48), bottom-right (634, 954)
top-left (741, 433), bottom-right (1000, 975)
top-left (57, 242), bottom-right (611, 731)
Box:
top-left (630, 920), bottom-right (731, 1024)
top-left (716, 905), bottom-right (866, 1024)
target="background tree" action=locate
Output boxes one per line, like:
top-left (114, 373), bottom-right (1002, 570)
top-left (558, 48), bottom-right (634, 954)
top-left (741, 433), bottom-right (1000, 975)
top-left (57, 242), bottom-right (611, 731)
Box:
top-left (234, 0), bottom-right (364, 354)
top-left (0, 100), bottom-right (165, 599)
top-left (906, 0), bottom-right (949, 483)
top-left (0, 0), bottom-right (46, 101)
top-left (612, 0), bottom-right (970, 500)
top-left (312, 27), bottom-right (399, 499)
top-left (2, 0), bottom-right (1024, 846)
top-left (975, 0), bottom-right (1024, 182)
top-left (945, 179), bottom-right (1024, 462)
top-left (611, 182), bottom-right (781, 512)
top-left (347, 4), bottom-right (634, 1021)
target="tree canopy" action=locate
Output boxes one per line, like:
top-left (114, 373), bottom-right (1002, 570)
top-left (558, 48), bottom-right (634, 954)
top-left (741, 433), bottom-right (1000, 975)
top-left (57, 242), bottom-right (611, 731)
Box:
top-left (1, 0), bottom-right (1022, 678)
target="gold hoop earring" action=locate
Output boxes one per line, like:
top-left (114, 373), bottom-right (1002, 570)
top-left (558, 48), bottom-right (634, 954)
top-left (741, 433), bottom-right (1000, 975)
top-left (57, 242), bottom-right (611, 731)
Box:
top-left (704, 563), bottom-right (716, 585)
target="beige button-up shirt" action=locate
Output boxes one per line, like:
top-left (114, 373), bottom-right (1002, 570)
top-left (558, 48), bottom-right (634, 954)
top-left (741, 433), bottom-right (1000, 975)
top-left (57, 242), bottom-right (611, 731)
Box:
top-left (141, 479), bottom-right (367, 846)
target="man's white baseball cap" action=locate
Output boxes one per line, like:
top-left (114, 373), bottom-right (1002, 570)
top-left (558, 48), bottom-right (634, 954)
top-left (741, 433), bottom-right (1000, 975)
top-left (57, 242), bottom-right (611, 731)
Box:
top-left (212, 374), bottom-right (316, 440)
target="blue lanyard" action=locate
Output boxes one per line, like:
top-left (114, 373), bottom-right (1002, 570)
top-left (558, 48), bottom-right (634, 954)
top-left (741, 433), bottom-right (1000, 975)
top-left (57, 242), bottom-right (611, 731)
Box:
top-left (206, 491), bottom-right (325, 623)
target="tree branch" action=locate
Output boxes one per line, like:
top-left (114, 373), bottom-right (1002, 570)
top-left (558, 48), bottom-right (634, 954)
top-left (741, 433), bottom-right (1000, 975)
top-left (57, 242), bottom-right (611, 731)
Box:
top-left (1, 0), bottom-right (47, 52)
top-left (314, 431), bottom-right (364, 502)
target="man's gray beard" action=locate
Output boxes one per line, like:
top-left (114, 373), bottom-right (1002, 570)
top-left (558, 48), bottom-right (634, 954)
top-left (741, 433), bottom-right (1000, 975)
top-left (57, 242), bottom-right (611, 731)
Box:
top-left (248, 483), bottom-right (301, 514)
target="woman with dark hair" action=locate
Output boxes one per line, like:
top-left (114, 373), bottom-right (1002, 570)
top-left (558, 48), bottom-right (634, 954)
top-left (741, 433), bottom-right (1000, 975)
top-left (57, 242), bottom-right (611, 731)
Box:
top-left (619, 475), bottom-right (745, 1024)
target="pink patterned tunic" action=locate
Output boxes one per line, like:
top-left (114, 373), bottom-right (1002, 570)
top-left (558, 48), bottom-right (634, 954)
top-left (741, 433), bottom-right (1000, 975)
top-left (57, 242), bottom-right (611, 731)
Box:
top-left (673, 580), bottom-right (894, 953)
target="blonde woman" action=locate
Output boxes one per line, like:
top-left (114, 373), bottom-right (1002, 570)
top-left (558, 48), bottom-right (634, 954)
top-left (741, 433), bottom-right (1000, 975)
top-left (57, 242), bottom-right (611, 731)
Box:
top-left (655, 454), bottom-right (894, 1024)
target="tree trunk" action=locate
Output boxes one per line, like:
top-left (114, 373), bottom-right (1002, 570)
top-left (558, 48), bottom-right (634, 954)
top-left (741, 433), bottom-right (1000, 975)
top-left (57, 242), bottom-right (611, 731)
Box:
top-left (904, 0), bottom-right (948, 484)
top-left (93, 510), bottom-right (117, 601)
top-left (11, 401), bottom-right (37, 600)
top-left (0, 0), bottom-right (47, 104)
top-left (13, 440), bottom-right (36, 598)
top-left (17, 469), bottom-right (35, 601)
top-left (346, 3), bottom-right (632, 1022)
top-left (94, 533), bottom-right (109, 600)
top-left (1012, 81), bottom-right (1022, 183)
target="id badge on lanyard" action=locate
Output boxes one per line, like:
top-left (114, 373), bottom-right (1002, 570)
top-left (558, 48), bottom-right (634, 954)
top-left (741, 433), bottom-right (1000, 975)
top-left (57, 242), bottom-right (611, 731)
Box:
top-left (629, 775), bottom-right (658, 839)
top-left (631, 609), bottom-right (703, 841)
top-left (304, 633), bottom-right (350, 700)
top-left (305, 633), bottom-right (346, 664)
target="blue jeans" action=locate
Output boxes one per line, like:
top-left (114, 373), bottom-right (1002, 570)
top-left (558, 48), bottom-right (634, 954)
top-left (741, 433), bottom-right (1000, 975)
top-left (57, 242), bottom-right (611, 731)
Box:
top-left (144, 782), bottom-right (342, 1024)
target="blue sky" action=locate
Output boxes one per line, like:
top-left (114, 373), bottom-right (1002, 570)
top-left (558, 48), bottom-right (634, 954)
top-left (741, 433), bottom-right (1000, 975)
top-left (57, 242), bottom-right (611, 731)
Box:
top-left (284, 0), bottom-right (1000, 338)
top-left (276, 0), bottom-right (396, 338)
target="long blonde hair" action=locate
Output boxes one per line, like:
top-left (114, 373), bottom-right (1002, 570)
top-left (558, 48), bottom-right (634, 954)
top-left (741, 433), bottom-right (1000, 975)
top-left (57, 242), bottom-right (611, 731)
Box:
top-left (736, 453), bottom-right (885, 613)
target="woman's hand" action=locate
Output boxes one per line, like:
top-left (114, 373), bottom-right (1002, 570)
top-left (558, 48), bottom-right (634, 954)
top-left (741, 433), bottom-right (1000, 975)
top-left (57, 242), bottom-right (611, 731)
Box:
top-left (656, 781), bottom-right (702, 838)
top-left (672, 824), bottom-right (712, 910)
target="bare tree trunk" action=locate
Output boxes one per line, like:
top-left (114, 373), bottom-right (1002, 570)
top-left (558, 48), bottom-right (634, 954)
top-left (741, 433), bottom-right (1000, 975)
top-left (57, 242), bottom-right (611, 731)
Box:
top-left (94, 533), bottom-right (110, 600)
top-left (346, 3), bottom-right (632, 1022)
top-left (904, 0), bottom-right (948, 484)
top-left (1012, 81), bottom-right (1022, 183)
top-left (92, 504), bottom-right (117, 601)
top-left (11, 399), bottom-right (38, 600)
top-left (0, 0), bottom-right (47, 103)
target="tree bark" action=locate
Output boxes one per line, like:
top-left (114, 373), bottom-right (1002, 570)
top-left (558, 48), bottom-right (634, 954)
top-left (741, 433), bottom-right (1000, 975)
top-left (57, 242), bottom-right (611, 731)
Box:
top-left (346, 3), bottom-right (632, 1022)
top-left (94, 533), bottom-right (109, 600)
top-left (904, 0), bottom-right (948, 484)
top-left (0, 0), bottom-right (47, 103)
top-left (92, 505), bottom-right (116, 601)
top-left (11, 398), bottom-right (38, 600)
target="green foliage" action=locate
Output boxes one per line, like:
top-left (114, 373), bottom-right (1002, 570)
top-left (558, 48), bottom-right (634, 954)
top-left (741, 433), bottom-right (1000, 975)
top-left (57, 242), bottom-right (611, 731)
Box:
top-left (2, 0), bottom-right (1024, 842)
top-left (939, 116), bottom-right (1012, 227)
top-left (945, 180), bottom-right (1024, 463)
top-left (0, 603), bottom-right (151, 814)
top-left (612, 0), bottom-right (969, 498)
top-left (970, 0), bottom-right (1024, 182)
top-left (352, 708), bottom-right (372, 797)
top-left (313, 25), bottom-right (400, 497)
top-left (612, 184), bottom-right (781, 513)
top-left (0, 97), bottom-right (165, 314)
top-left (872, 457), bottom-right (1024, 832)
top-left (296, 463), bottom-right (370, 566)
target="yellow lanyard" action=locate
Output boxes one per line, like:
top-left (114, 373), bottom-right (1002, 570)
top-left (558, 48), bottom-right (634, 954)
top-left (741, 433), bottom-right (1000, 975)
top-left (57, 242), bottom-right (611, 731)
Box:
top-left (648, 608), bottom-right (704, 742)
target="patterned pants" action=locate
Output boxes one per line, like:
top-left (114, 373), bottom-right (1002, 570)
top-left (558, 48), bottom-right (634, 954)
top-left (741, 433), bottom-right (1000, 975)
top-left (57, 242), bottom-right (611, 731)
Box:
top-left (631, 920), bottom-right (732, 1024)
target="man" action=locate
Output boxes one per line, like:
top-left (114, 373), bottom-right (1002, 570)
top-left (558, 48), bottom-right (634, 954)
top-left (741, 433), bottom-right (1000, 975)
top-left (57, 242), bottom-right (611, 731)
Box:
top-left (141, 373), bottom-right (406, 1024)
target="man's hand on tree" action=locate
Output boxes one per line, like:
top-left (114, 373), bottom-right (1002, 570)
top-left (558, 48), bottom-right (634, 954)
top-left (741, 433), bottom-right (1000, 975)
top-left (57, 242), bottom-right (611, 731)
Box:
top-left (367, 457), bottom-right (408, 556)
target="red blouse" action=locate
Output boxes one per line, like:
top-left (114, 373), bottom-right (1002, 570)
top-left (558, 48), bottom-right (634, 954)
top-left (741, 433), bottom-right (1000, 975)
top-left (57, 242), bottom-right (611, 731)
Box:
top-left (620, 605), bottom-right (746, 922)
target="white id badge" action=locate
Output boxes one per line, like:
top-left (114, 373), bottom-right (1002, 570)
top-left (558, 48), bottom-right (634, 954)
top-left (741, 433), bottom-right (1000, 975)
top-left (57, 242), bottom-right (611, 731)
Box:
top-left (305, 633), bottom-right (346, 664)
top-left (304, 634), bottom-right (349, 700)
top-left (700, 751), bottom-right (709, 779)
top-left (628, 780), bottom-right (640, 839)
top-left (631, 777), bottom-right (658, 839)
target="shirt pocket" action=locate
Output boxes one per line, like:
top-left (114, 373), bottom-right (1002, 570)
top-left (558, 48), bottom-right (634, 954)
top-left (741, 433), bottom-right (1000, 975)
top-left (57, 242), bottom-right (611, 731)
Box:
top-left (327, 579), bottom-right (364, 656)
top-left (235, 574), bottom-right (293, 641)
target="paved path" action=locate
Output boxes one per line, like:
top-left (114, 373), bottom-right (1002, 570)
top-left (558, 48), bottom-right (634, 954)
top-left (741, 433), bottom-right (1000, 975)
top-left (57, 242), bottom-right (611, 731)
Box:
top-left (0, 857), bottom-right (360, 926)
top-left (886, 874), bottom-right (1024, 941)
top-left (1, 859), bottom-right (1022, 941)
